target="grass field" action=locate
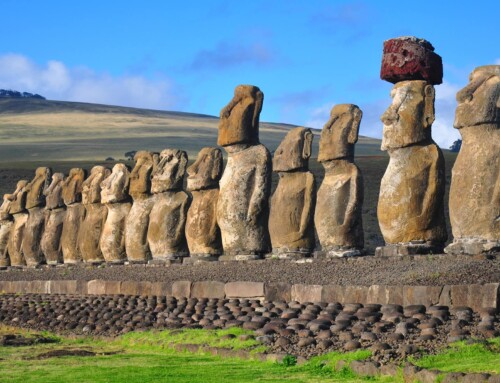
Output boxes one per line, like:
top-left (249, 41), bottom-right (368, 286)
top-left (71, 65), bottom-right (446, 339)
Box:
top-left (0, 98), bottom-right (382, 162)
top-left (1, 325), bottom-right (498, 383)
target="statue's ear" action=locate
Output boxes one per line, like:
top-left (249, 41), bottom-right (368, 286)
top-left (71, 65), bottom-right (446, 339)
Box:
top-left (424, 84), bottom-right (435, 128)
top-left (211, 149), bottom-right (223, 181)
top-left (302, 130), bottom-right (313, 160)
top-left (348, 108), bottom-right (362, 144)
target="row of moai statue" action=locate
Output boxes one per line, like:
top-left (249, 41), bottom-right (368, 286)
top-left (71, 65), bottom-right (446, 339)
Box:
top-left (0, 37), bottom-right (498, 268)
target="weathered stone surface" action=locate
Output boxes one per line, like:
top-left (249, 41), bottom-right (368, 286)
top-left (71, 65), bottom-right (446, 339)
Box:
top-left (61, 204), bottom-right (84, 264)
top-left (291, 284), bottom-right (323, 303)
top-left (82, 166), bottom-right (110, 205)
top-left (148, 149), bottom-right (190, 261)
top-left (191, 281), bottom-right (225, 299)
top-left (100, 202), bottom-right (131, 263)
top-left (60, 168), bottom-right (86, 264)
top-left (380, 36), bottom-right (443, 85)
top-left (125, 196), bottom-right (155, 262)
top-left (126, 151), bottom-right (158, 262)
top-left (48, 280), bottom-right (77, 295)
top-left (218, 84), bottom-right (263, 147)
top-left (78, 204), bottom-right (107, 264)
top-left (217, 85), bottom-right (271, 257)
top-left (315, 104), bottom-right (364, 256)
top-left (87, 280), bottom-right (121, 295)
top-left (41, 173), bottom-right (66, 265)
top-left (218, 144), bottom-right (271, 256)
top-left (265, 283), bottom-right (291, 302)
top-left (378, 80), bottom-right (447, 249)
top-left (186, 147), bottom-right (223, 257)
top-left (0, 194), bottom-right (13, 267)
top-left (62, 168), bottom-right (85, 206)
top-left (23, 167), bottom-right (51, 266)
top-left (150, 282), bottom-right (171, 297)
top-left (25, 167), bottom-right (51, 209)
top-left (100, 164), bottom-right (131, 263)
top-left (403, 286), bottom-right (443, 307)
top-left (367, 285), bottom-right (404, 305)
top-left (41, 207), bottom-right (65, 265)
top-left (447, 65), bottom-right (500, 255)
top-left (225, 281), bottom-right (264, 298)
top-left (121, 281), bottom-right (152, 296)
top-left (79, 166), bottom-right (110, 263)
top-left (172, 280), bottom-right (191, 298)
top-left (6, 181), bottom-right (29, 267)
top-left (270, 128), bottom-right (315, 257)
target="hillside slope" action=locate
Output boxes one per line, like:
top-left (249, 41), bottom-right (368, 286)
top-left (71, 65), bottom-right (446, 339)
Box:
top-left (0, 98), bottom-right (383, 162)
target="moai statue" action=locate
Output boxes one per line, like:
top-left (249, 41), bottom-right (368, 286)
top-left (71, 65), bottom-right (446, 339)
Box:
top-left (0, 194), bottom-right (14, 268)
top-left (217, 85), bottom-right (272, 260)
top-left (185, 147), bottom-right (223, 262)
top-left (446, 65), bottom-right (500, 255)
top-left (148, 149), bottom-right (190, 263)
top-left (125, 151), bottom-right (158, 263)
top-left (41, 173), bottom-right (66, 265)
top-left (7, 180), bottom-right (29, 267)
top-left (314, 105), bottom-right (365, 257)
top-left (23, 167), bottom-right (51, 267)
top-left (78, 166), bottom-right (111, 263)
top-left (377, 37), bottom-right (447, 256)
top-left (100, 163), bottom-right (131, 263)
top-left (269, 127), bottom-right (316, 258)
top-left (60, 168), bottom-right (86, 264)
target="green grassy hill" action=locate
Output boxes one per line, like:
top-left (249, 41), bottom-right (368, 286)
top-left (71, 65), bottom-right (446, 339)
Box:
top-left (0, 98), bottom-right (383, 162)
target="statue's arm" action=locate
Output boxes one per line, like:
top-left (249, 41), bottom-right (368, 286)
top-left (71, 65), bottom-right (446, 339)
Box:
top-left (247, 160), bottom-right (270, 222)
top-left (299, 173), bottom-right (316, 236)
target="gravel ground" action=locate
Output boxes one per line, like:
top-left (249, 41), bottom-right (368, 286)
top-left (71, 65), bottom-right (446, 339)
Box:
top-left (1, 254), bottom-right (499, 286)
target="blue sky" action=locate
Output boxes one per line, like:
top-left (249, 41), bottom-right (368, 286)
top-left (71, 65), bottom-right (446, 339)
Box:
top-left (1, 0), bottom-right (498, 147)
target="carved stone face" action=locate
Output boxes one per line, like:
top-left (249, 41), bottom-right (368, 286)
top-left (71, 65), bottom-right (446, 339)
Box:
top-left (62, 168), bottom-right (86, 206)
top-left (381, 80), bottom-right (435, 150)
top-left (455, 65), bottom-right (500, 129)
top-left (100, 163), bottom-right (130, 204)
top-left (0, 194), bottom-right (13, 220)
top-left (273, 127), bottom-right (313, 171)
top-left (44, 173), bottom-right (65, 210)
top-left (26, 167), bottom-right (52, 209)
top-left (129, 151), bottom-right (158, 197)
top-left (218, 84), bottom-right (264, 147)
top-left (9, 180), bottom-right (29, 215)
top-left (151, 149), bottom-right (187, 193)
top-left (82, 166), bottom-right (111, 204)
top-left (187, 147), bottom-right (222, 191)
top-left (318, 104), bottom-right (362, 162)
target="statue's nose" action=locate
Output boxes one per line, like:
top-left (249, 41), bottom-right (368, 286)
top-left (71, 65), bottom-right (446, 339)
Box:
top-left (381, 107), bottom-right (397, 124)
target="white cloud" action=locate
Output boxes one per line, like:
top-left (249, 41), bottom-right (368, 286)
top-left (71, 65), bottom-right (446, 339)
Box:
top-left (495, 58), bottom-right (500, 65)
top-left (304, 102), bottom-right (335, 131)
top-left (0, 53), bottom-right (180, 110)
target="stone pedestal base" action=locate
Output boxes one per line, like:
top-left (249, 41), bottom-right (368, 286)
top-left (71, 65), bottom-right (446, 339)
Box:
top-left (148, 257), bottom-right (183, 265)
top-left (444, 238), bottom-right (500, 255)
top-left (183, 255), bottom-right (220, 265)
top-left (376, 241), bottom-right (443, 256)
top-left (219, 253), bottom-right (263, 261)
top-left (314, 247), bottom-right (364, 258)
top-left (266, 248), bottom-right (311, 260)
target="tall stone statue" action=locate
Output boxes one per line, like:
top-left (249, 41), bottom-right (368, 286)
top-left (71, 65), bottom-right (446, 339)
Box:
top-left (148, 149), bottom-right (190, 263)
top-left (100, 163), bottom-right (131, 264)
top-left (314, 105), bottom-right (365, 257)
top-left (377, 36), bottom-right (447, 256)
top-left (185, 147), bottom-right (223, 261)
top-left (78, 166), bottom-right (111, 263)
top-left (269, 127), bottom-right (316, 258)
top-left (0, 194), bottom-right (14, 268)
top-left (60, 168), bottom-right (86, 264)
top-left (125, 151), bottom-right (158, 263)
top-left (217, 84), bottom-right (272, 260)
top-left (41, 173), bottom-right (66, 265)
top-left (23, 167), bottom-right (51, 267)
top-left (377, 80), bottom-right (447, 255)
top-left (7, 180), bottom-right (29, 267)
top-left (446, 65), bottom-right (500, 255)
